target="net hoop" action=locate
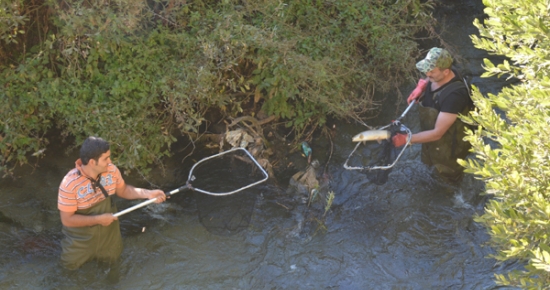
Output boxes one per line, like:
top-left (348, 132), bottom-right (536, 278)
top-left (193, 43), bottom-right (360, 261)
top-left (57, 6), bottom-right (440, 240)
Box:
top-left (343, 121), bottom-right (412, 171)
top-left (187, 147), bottom-right (269, 196)
top-left (114, 147), bottom-right (269, 217)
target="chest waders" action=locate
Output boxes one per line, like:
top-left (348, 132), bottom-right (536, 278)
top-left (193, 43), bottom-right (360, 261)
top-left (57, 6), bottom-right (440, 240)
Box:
top-left (419, 82), bottom-right (472, 182)
top-left (61, 196), bottom-right (123, 270)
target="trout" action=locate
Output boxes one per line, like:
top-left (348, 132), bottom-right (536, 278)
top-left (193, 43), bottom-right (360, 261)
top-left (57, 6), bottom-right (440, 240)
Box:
top-left (352, 130), bottom-right (390, 143)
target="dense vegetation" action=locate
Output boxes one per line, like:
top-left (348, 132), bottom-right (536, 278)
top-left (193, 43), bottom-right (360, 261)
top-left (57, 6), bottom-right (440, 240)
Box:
top-left (0, 0), bottom-right (434, 176)
top-left (462, 0), bottom-right (550, 287)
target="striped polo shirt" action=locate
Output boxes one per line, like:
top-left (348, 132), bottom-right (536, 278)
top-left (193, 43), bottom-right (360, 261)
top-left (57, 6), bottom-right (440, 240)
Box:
top-left (58, 159), bottom-right (125, 213)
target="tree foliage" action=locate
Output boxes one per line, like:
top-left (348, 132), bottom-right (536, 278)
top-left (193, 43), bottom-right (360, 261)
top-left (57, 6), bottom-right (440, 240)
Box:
top-left (0, 0), bottom-right (434, 176)
top-left (462, 0), bottom-right (550, 287)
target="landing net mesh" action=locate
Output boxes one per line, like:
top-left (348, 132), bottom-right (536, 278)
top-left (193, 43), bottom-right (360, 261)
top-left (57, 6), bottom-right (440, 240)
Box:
top-left (189, 148), bottom-right (267, 235)
top-left (344, 123), bottom-right (410, 185)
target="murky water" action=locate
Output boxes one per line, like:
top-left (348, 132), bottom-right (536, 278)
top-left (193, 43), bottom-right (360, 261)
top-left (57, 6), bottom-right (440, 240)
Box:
top-left (0, 133), bottom-right (515, 290)
top-left (0, 110), bottom-right (517, 289)
top-left (0, 1), bottom-right (523, 289)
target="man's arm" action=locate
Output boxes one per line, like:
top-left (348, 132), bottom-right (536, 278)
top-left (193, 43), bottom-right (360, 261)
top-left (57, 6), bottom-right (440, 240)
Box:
top-left (115, 184), bottom-right (166, 203)
top-left (410, 112), bottom-right (457, 144)
top-left (60, 210), bottom-right (117, 227)
top-left (58, 184), bottom-right (166, 228)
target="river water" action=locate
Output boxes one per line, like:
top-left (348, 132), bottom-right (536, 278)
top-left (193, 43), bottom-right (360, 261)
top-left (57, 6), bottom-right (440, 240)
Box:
top-left (0, 1), bottom-right (521, 289)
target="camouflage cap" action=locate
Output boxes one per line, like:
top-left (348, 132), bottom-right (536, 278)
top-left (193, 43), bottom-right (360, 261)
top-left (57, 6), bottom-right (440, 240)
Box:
top-left (416, 47), bottom-right (453, 73)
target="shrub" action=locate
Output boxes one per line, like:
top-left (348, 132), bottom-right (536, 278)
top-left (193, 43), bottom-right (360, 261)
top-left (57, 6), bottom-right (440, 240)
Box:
top-left (0, 0), bottom-right (434, 176)
top-left (462, 0), bottom-right (550, 287)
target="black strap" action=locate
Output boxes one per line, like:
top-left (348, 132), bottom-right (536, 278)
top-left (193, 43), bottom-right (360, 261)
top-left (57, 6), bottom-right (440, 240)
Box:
top-left (91, 178), bottom-right (109, 198)
top-left (432, 81), bottom-right (467, 111)
top-left (77, 170), bottom-right (109, 198)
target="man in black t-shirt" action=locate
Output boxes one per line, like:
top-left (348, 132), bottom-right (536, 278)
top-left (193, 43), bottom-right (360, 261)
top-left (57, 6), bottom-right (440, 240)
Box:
top-left (393, 47), bottom-right (473, 183)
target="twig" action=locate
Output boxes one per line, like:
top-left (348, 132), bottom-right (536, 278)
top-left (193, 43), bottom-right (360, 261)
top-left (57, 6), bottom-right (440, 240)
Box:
top-left (323, 125), bottom-right (334, 175)
top-left (276, 202), bottom-right (290, 210)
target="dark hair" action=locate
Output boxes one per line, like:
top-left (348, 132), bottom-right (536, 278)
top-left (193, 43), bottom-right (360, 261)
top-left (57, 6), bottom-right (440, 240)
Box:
top-left (80, 136), bottom-right (110, 165)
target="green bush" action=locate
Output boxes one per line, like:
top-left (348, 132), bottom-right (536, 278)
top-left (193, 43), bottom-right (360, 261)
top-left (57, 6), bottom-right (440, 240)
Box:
top-left (0, 0), bottom-right (434, 176)
top-left (462, 0), bottom-right (550, 287)
top-left (0, 0), bottom-right (27, 45)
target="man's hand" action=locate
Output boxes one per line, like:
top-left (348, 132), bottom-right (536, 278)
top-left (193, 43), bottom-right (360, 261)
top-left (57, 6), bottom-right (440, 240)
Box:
top-left (117, 185), bottom-right (168, 203)
top-left (96, 213), bottom-right (118, 226)
top-left (147, 189), bottom-right (167, 203)
top-left (407, 79), bottom-right (428, 104)
top-left (392, 133), bottom-right (408, 147)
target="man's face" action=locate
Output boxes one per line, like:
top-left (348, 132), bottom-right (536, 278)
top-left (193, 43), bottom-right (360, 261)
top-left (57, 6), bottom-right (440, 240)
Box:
top-left (425, 67), bottom-right (449, 83)
top-left (91, 150), bottom-right (111, 174)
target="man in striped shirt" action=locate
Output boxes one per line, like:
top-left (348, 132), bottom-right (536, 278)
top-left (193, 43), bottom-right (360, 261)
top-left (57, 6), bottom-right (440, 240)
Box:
top-left (58, 136), bottom-right (166, 269)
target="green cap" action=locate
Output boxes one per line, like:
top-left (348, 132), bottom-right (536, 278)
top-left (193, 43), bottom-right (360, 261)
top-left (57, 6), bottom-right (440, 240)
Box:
top-left (416, 47), bottom-right (453, 73)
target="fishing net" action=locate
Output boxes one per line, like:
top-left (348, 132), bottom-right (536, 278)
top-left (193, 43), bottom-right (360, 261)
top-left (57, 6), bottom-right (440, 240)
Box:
top-left (187, 148), bottom-right (268, 235)
top-left (344, 122), bottom-right (411, 185)
top-left (115, 148), bottom-right (268, 236)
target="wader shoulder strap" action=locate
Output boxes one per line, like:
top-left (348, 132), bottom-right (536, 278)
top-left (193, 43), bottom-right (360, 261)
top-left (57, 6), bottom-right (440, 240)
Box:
top-left (77, 170), bottom-right (109, 198)
top-left (433, 80), bottom-right (467, 111)
top-left (94, 180), bottom-right (109, 198)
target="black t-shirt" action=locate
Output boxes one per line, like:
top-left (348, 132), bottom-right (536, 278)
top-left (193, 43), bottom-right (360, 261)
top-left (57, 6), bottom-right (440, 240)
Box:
top-left (421, 74), bottom-right (471, 114)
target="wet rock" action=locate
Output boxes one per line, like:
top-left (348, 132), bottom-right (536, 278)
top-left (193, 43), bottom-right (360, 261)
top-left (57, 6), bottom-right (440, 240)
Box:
top-left (288, 159), bottom-right (321, 198)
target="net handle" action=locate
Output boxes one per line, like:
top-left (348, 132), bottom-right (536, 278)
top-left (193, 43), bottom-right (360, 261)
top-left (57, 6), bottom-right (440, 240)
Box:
top-left (113, 147), bottom-right (269, 217)
top-left (113, 185), bottom-right (190, 217)
top-left (396, 101), bottom-right (416, 123)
